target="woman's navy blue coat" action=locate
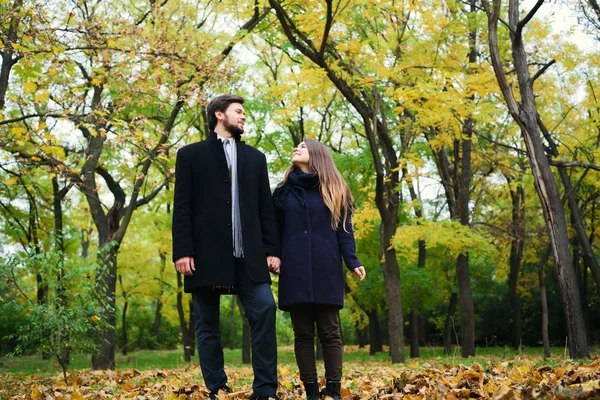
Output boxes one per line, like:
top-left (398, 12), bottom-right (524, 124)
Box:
top-left (274, 186), bottom-right (362, 311)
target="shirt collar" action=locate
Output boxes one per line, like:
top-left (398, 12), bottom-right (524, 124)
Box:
top-left (216, 133), bottom-right (233, 143)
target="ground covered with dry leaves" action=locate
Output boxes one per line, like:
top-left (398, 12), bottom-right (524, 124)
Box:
top-left (2, 356), bottom-right (600, 399)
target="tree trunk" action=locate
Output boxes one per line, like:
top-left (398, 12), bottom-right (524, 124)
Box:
top-left (229, 295), bottom-right (236, 350)
top-left (582, 259), bottom-right (592, 344)
top-left (355, 323), bottom-right (368, 348)
top-left (507, 180), bottom-right (525, 349)
top-left (367, 309), bottom-right (383, 355)
top-left (151, 252), bottom-right (167, 342)
top-left (444, 292), bottom-right (458, 356)
top-left (81, 228), bottom-right (91, 259)
top-left (122, 299), bottom-right (129, 356)
top-left (237, 297), bottom-right (251, 364)
top-left (456, 254), bottom-right (475, 357)
top-left (52, 177), bottom-right (70, 366)
top-left (558, 167), bottom-right (600, 299)
top-left (189, 299), bottom-right (195, 357)
top-left (455, 2), bottom-right (477, 357)
top-left (485, 0), bottom-right (589, 359)
top-left (151, 299), bottom-right (163, 345)
top-left (409, 310), bottom-right (419, 358)
top-left (537, 245), bottom-right (552, 358)
top-left (91, 243), bottom-right (118, 369)
top-left (177, 273), bottom-right (193, 362)
top-left (0, 0), bottom-right (23, 110)
top-left (381, 221), bottom-right (405, 362)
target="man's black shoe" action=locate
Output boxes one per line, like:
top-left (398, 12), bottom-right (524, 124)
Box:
top-left (251, 395), bottom-right (280, 400)
top-left (208, 384), bottom-right (232, 400)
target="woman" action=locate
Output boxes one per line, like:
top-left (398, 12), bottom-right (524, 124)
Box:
top-left (272, 139), bottom-right (366, 400)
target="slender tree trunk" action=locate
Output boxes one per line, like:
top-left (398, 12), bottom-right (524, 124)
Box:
top-left (0, 0), bottom-right (23, 110)
top-left (537, 245), bottom-right (552, 358)
top-left (444, 293), bottom-right (458, 355)
top-left (52, 177), bottom-right (70, 366)
top-left (381, 220), bottom-right (404, 362)
top-left (367, 309), bottom-right (383, 355)
top-left (507, 180), bottom-right (525, 349)
top-left (237, 297), bottom-right (251, 364)
top-left (122, 299), bottom-right (129, 356)
top-left (151, 299), bottom-right (163, 343)
top-left (409, 310), bottom-right (419, 358)
top-left (485, 0), bottom-right (589, 359)
top-left (229, 295), bottom-right (236, 349)
top-left (455, 2), bottom-right (478, 357)
top-left (177, 273), bottom-right (192, 362)
top-left (81, 228), bottom-right (91, 259)
top-left (151, 252), bottom-right (167, 343)
top-left (558, 167), bottom-right (600, 299)
top-left (582, 260), bottom-right (592, 343)
top-left (402, 133), bottom-right (427, 360)
top-left (189, 299), bottom-right (195, 357)
top-left (356, 323), bottom-right (368, 348)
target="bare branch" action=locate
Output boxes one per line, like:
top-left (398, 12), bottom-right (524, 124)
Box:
top-left (135, 174), bottom-right (173, 208)
top-left (517, 0), bottom-right (545, 36)
top-left (318, 0), bottom-right (334, 60)
top-left (0, 113), bottom-right (66, 126)
top-left (531, 59), bottom-right (556, 83)
top-left (96, 166), bottom-right (126, 205)
top-left (549, 160), bottom-right (600, 172)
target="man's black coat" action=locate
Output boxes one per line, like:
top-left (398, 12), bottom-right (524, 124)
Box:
top-left (172, 132), bottom-right (280, 293)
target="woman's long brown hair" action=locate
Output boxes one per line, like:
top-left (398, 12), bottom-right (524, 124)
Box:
top-left (278, 139), bottom-right (354, 230)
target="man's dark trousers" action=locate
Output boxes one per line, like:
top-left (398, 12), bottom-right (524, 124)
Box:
top-left (192, 257), bottom-right (278, 397)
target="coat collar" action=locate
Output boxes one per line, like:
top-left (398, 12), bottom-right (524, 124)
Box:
top-left (207, 131), bottom-right (246, 178)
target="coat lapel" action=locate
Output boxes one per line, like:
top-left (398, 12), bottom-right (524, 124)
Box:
top-left (208, 131), bottom-right (229, 174)
top-left (235, 139), bottom-right (246, 181)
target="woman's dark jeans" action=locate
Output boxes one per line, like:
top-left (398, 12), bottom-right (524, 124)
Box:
top-left (290, 304), bottom-right (342, 382)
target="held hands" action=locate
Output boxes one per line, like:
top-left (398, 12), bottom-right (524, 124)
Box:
top-left (175, 256), bottom-right (195, 276)
top-left (267, 255), bottom-right (281, 275)
top-left (351, 266), bottom-right (366, 281)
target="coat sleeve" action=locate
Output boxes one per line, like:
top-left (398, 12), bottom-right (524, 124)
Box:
top-left (172, 148), bottom-right (194, 262)
top-left (258, 154), bottom-right (281, 257)
top-left (336, 211), bottom-right (362, 270)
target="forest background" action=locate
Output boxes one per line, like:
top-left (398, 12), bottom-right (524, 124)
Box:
top-left (1, 0), bottom-right (600, 376)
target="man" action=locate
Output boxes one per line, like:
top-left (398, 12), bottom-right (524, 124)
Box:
top-left (172, 94), bottom-right (281, 400)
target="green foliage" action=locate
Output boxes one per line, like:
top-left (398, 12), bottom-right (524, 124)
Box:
top-left (0, 245), bottom-right (111, 379)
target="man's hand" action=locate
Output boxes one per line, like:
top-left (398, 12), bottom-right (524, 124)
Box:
top-left (351, 266), bottom-right (366, 281)
top-left (267, 255), bottom-right (281, 275)
top-left (175, 256), bottom-right (195, 276)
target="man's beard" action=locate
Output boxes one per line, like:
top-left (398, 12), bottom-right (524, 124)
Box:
top-left (223, 117), bottom-right (244, 140)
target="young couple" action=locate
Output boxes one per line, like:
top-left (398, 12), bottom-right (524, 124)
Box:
top-left (172, 94), bottom-right (366, 400)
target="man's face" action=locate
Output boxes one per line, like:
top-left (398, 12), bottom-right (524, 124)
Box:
top-left (217, 102), bottom-right (246, 138)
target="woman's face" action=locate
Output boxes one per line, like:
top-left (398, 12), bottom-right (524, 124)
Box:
top-left (292, 141), bottom-right (310, 167)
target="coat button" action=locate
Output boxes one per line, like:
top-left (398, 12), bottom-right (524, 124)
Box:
top-left (225, 179), bottom-right (229, 183)
top-left (226, 200), bottom-right (231, 204)
top-left (304, 229), bottom-right (308, 234)
top-left (227, 222), bottom-right (232, 227)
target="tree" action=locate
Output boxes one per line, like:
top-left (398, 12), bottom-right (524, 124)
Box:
top-left (483, 0), bottom-right (590, 358)
top-left (0, 0), bottom-right (270, 369)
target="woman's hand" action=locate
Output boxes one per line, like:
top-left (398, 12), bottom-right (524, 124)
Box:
top-left (267, 255), bottom-right (281, 275)
top-left (351, 266), bottom-right (366, 281)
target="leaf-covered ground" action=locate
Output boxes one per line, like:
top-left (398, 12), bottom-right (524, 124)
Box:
top-left (2, 355), bottom-right (600, 399)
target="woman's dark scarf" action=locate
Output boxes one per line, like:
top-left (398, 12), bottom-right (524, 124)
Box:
top-left (273, 168), bottom-right (320, 212)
